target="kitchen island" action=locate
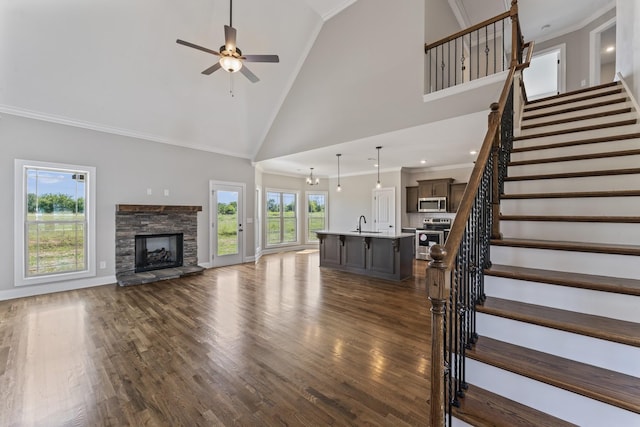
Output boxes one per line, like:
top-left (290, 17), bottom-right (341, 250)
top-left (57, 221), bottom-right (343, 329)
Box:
top-left (315, 230), bottom-right (415, 281)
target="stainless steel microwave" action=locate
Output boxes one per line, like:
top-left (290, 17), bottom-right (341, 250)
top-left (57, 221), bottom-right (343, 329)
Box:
top-left (418, 197), bottom-right (447, 212)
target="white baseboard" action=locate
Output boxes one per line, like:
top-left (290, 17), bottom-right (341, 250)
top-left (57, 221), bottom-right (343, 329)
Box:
top-left (0, 275), bottom-right (117, 301)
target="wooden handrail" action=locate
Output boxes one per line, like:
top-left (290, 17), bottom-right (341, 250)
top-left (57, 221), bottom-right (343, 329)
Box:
top-left (424, 10), bottom-right (511, 52)
top-left (426, 3), bottom-right (533, 425)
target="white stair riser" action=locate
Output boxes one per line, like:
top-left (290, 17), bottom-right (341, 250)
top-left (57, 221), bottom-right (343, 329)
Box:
top-left (500, 196), bottom-right (640, 216)
top-left (511, 138), bottom-right (640, 162)
top-left (514, 123), bottom-right (640, 147)
top-left (507, 154), bottom-right (640, 176)
top-left (499, 220), bottom-right (640, 245)
top-left (451, 418), bottom-right (474, 427)
top-left (490, 245), bottom-right (640, 280)
top-left (524, 85), bottom-right (623, 110)
top-left (519, 112), bottom-right (638, 138)
top-left (504, 174), bottom-right (640, 194)
top-left (484, 276), bottom-right (640, 323)
top-left (523, 101), bottom-right (634, 127)
top-left (477, 314), bottom-right (640, 377)
top-left (465, 358), bottom-right (640, 427)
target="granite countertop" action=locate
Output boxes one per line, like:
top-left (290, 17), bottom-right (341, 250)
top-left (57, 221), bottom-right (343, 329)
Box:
top-left (315, 230), bottom-right (415, 239)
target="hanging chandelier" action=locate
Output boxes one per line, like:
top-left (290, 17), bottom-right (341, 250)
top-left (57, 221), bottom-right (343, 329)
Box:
top-left (306, 167), bottom-right (319, 185)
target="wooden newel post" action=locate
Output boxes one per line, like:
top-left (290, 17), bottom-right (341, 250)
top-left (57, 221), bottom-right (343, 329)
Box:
top-left (509, 0), bottom-right (519, 68)
top-left (427, 244), bottom-right (449, 427)
top-left (490, 102), bottom-right (502, 240)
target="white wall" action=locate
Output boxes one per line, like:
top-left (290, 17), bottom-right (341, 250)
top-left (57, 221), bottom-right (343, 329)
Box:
top-left (0, 114), bottom-right (255, 298)
top-left (534, 8), bottom-right (616, 92)
top-left (616, 0), bottom-right (640, 101)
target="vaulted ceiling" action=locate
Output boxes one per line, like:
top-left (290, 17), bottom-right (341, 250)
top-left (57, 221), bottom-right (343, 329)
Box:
top-left (0, 0), bottom-right (615, 178)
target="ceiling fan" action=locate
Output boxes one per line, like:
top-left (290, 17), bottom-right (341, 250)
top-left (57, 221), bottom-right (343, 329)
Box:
top-left (176, 0), bottom-right (279, 83)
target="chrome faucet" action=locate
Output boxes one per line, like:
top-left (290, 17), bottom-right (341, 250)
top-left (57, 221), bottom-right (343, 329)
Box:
top-left (357, 215), bottom-right (367, 232)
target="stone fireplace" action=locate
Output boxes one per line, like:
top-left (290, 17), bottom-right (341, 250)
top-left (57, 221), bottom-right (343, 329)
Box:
top-left (115, 204), bottom-right (204, 286)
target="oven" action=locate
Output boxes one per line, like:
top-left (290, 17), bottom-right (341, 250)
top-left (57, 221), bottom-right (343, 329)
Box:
top-left (416, 230), bottom-right (444, 260)
top-left (416, 217), bottom-right (452, 260)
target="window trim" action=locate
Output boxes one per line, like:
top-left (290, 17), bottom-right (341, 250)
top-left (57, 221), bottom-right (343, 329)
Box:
top-left (305, 190), bottom-right (328, 244)
top-left (14, 159), bottom-right (96, 287)
top-left (265, 188), bottom-right (299, 248)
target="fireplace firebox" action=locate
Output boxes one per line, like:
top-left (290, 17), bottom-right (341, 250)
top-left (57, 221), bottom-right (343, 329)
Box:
top-left (135, 233), bottom-right (183, 273)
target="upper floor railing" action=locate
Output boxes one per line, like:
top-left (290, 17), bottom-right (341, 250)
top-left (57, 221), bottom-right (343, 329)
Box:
top-left (424, 2), bottom-right (524, 94)
top-left (424, 1), bottom-right (534, 425)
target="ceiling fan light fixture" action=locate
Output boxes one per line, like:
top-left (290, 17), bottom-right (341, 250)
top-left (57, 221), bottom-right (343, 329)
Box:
top-left (220, 55), bottom-right (243, 73)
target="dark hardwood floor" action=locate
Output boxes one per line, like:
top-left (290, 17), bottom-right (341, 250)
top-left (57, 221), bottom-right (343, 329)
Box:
top-left (0, 251), bottom-right (432, 426)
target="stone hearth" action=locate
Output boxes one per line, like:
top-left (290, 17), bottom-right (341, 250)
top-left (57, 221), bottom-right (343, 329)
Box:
top-left (115, 204), bottom-right (204, 286)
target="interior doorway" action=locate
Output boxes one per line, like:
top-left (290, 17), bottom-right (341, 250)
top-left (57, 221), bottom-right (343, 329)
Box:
top-left (590, 18), bottom-right (617, 86)
top-left (372, 187), bottom-right (396, 233)
top-left (522, 44), bottom-right (566, 101)
top-left (210, 181), bottom-right (245, 267)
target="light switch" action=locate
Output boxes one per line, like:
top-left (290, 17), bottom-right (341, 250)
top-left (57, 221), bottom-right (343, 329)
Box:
top-left (147, 188), bottom-right (152, 195)
top-left (164, 189), bottom-right (170, 196)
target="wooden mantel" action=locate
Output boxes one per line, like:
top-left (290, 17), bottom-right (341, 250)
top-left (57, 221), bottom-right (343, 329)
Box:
top-left (116, 204), bottom-right (202, 213)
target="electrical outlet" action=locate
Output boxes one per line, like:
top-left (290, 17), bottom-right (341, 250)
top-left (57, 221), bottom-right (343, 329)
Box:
top-left (581, 79), bottom-right (587, 87)
top-left (164, 189), bottom-right (170, 196)
top-left (147, 188), bottom-right (152, 195)
top-left (99, 261), bottom-right (106, 269)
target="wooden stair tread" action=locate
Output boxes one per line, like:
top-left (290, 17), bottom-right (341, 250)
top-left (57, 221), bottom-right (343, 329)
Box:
top-left (501, 189), bottom-right (640, 199)
top-left (485, 263), bottom-right (640, 296)
top-left (490, 237), bottom-right (640, 257)
top-left (522, 97), bottom-right (627, 121)
top-left (504, 167), bottom-right (640, 181)
top-left (511, 132), bottom-right (640, 153)
top-left (525, 81), bottom-right (619, 106)
top-left (509, 149), bottom-right (640, 166)
top-left (478, 297), bottom-right (640, 347)
top-left (467, 336), bottom-right (640, 414)
top-left (499, 215), bottom-right (640, 224)
top-left (521, 107), bottom-right (632, 130)
top-left (452, 383), bottom-right (577, 427)
top-left (514, 119), bottom-right (637, 141)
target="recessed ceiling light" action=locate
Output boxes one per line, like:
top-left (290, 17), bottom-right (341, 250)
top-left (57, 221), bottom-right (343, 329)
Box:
top-left (606, 46), bottom-right (615, 52)
top-left (420, 160), bottom-right (426, 164)
top-left (470, 150), bottom-right (478, 155)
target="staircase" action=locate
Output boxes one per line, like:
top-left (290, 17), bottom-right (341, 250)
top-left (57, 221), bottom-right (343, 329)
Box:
top-left (451, 81), bottom-right (640, 426)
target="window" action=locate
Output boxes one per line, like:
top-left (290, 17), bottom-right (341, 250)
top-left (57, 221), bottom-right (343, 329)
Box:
top-left (306, 192), bottom-right (327, 243)
top-left (14, 160), bottom-right (96, 286)
top-left (266, 190), bottom-right (297, 246)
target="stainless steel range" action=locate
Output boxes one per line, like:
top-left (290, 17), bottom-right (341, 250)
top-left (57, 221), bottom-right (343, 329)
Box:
top-left (416, 217), bottom-right (452, 260)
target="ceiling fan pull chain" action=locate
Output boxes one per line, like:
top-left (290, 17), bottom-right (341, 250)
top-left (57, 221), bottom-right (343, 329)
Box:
top-left (229, 73), bottom-right (235, 97)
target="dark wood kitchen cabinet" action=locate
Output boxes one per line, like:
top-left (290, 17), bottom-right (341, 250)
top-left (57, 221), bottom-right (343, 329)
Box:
top-left (417, 178), bottom-right (453, 198)
top-left (406, 186), bottom-right (418, 212)
top-left (449, 182), bottom-right (467, 212)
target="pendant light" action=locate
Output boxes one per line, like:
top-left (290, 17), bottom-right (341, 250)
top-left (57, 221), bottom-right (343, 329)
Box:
top-left (336, 154), bottom-right (342, 192)
top-left (306, 168), bottom-right (319, 186)
top-left (375, 146), bottom-right (382, 189)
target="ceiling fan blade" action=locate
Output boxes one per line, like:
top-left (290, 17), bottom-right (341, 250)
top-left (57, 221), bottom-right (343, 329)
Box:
top-left (224, 25), bottom-right (237, 52)
top-left (176, 39), bottom-right (220, 56)
top-left (242, 54), bottom-right (279, 63)
top-left (240, 65), bottom-right (260, 83)
top-left (201, 63), bottom-right (222, 75)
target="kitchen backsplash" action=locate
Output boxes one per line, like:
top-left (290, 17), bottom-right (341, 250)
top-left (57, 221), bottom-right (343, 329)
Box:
top-left (405, 212), bottom-right (456, 229)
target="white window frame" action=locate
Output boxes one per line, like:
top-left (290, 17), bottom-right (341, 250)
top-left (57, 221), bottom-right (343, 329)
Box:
top-left (14, 159), bottom-right (96, 286)
top-left (265, 188), bottom-right (299, 247)
top-left (305, 190), bottom-right (328, 244)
